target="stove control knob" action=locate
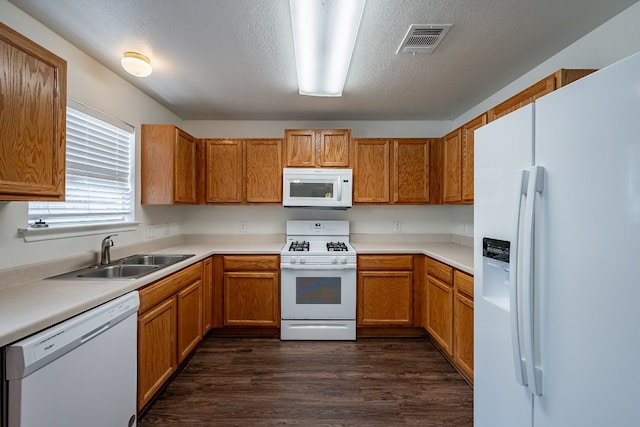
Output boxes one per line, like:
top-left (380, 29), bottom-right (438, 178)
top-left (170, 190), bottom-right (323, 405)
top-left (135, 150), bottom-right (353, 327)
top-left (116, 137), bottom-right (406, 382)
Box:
top-left (290, 257), bottom-right (298, 264)
top-left (300, 257), bottom-right (306, 264)
top-left (340, 257), bottom-right (347, 264)
top-left (332, 257), bottom-right (338, 264)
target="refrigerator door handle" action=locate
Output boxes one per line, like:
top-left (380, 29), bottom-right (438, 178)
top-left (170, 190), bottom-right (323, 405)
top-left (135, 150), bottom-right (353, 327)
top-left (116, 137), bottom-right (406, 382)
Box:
top-left (523, 165), bottom-right (544, 396)
top-left (509, 169), bottom-right (529, 387)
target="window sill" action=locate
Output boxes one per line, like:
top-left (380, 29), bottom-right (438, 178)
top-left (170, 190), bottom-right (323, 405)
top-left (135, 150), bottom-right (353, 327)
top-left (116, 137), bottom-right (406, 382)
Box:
top-left (18, 222), bottom-right (141, 242)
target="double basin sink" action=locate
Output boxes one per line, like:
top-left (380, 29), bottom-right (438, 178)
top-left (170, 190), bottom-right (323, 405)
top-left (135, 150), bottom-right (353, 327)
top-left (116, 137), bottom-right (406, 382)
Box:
top-left (48, 254), bottom-right (195, 280)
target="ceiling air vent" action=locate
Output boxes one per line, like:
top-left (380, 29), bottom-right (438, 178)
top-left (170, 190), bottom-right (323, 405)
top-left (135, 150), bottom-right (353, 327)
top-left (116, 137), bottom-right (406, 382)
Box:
top-left (396, 24), bottom-right (453, 54)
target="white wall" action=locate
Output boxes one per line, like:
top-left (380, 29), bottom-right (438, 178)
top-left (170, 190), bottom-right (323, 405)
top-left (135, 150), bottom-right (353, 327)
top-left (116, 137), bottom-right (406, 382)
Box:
top-left (454, 1), bottom-right (640, 127)
top-left (0, 0), bottom-right (184, 269)
top-left (181, 205), bottom-right (473, 236)
top-left (181, 119), bottom-right (471, 239)
top-left (184, 120), bottom-right (452, 139)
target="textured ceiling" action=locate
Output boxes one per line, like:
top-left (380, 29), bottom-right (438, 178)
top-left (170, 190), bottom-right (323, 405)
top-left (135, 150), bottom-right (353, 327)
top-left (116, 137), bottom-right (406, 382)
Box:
top-left (9, 0), bottom-right (640, 120)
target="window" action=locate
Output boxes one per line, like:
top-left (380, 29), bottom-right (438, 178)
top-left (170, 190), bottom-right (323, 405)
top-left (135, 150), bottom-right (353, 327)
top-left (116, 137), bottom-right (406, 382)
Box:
top-left (28, 101), bottom-right (134, 227)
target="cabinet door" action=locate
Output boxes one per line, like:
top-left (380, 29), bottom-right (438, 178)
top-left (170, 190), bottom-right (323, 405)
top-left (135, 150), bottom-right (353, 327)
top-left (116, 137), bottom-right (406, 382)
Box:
top-left (137, 298), bottom-right (177, 409)
top-left (205, 139), bottom-right (244, 203)
top-left (202, 257), bottom-right (213, 333)
top-left (358, 271), bottom-right (413, 326)
top-left (0, 23), bottom-right (66, 201)
top-left (461, 114), bottom-right (486, 203)
top-left (319, 129), bottom-right (350, 167)
top-left (393, 139), bottom-right (430, 203)
top-left (174, 129), bottom-right (197, 203)
top-left (454, 291), bottom-right (474, 381)
top-left (488, 74), bottom-right (555, 122)
top-left (443, 129), bottom-right (462, 203)
top-left (352, 139), bottom-right (390, 203)
top-left (284, 129), bottom-right (316, 167)
top-left (141, 124), bottom-right (197, 205)
top-left (426, 276), bottom-right (454, 356)
top-left (177, 279), bottom-right (203, 364)
top-left (246, 139), bottom-right (282, 203)
top-left (223, 272), bottom-right (279, 326)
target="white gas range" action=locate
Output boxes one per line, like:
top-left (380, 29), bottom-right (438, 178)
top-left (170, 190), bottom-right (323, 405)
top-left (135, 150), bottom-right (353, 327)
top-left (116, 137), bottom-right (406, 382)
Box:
top-left (280, 220), bottom-right (356, 340)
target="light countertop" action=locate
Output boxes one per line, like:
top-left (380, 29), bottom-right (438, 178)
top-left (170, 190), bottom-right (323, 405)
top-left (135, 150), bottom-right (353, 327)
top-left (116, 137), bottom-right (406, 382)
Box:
top-left (0, 234), bottom-right (473, 347)
top-left (352, 242), bottom-right (473, 275)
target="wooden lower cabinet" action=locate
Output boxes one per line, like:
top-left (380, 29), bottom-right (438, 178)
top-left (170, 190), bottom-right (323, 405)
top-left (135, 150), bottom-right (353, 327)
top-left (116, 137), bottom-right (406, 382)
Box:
top-left (216, 255), bottom-right (280, 329)
top-left (357, 255), bottom-right (415, 327)
top-left (137, 262), bottom-right (203, 410)
top-left (425, 256), bottom-right (474, 381)
top-left (426, 274), bottom-right (454, 356)
top-left (358, 271), bottom-right (413, 326)
top-left (137, 298), bottom-right (177, 410)
top-left (223, 271), bottom-right (279, 326)
top-left (177, 280), bottom-right (203, 362)
top-left (454, 270), bottom-right (474, 381)
top-left (202, 257), bottom-right (214, 333)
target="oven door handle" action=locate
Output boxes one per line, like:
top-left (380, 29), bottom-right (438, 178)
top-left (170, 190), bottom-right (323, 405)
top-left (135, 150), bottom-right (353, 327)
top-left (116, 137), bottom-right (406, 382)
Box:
top-left (280, 265), bottom-right (356, 270)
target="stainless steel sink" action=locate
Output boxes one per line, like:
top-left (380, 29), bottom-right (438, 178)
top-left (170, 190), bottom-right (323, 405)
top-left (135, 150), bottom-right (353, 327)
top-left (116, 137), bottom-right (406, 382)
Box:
top-left (120, 254), bottom-right (194, 266)
top-left (47, 254), bottom-right (195, 280)
top-left (77, 264), bottom-right (159, 279)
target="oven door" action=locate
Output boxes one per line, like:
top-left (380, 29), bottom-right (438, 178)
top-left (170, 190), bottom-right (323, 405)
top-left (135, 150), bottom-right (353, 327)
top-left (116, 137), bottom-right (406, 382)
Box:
top-left (280, 266), bottom-right (356, 320)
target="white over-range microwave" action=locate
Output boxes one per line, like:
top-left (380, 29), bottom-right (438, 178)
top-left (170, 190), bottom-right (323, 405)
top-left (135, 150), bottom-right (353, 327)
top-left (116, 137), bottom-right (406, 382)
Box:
top-left (282, 168), bottom-right (352, 209)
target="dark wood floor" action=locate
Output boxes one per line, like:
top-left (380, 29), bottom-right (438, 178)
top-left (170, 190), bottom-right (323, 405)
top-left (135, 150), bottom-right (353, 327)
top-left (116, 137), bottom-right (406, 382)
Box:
top-left (138, 337), bottom-right (473, 426)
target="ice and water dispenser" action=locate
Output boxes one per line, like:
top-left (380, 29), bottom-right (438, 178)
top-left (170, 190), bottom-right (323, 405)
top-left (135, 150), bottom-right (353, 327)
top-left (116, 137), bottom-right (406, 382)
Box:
top-left (482, 238), bottom-right (511, 311)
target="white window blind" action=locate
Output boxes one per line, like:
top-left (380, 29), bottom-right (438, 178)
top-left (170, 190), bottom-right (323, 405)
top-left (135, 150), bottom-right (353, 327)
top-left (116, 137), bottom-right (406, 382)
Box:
top-left (29, 103), bottom-right (134, 227)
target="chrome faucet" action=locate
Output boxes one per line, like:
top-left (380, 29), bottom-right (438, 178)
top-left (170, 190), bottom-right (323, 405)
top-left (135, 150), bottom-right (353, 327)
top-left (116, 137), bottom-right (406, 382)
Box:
top-left (100, 234), bottom-right (117, 265)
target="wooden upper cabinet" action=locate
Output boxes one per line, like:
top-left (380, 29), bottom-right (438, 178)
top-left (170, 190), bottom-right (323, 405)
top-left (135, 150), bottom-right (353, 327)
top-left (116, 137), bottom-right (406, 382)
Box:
top-left (245, 139), bottom-right (282, 203)
top-left (393, 139), bottom-right (430, 203)
top-left (352, 138), bottom-right (391, 203)
top-left (203, 139), bottom-right (244, 203)
top-left (174, 130), bottom-right (197, 203)
top-left (201, 138), bottom-right (282, 204)
top-left (461, 114), bottom-right (487, 203)
top-left (0, 23), bottom-right (67, 201)
top-left (284, 129), bottom-right (315, 167)
top-left (488, 69), bottom-right (595, 122)
top-left (319, 129), bottom-right (350, 167)
top-left (141, 124), bottom-right (197, 204)
top-left (443, 129), bottom-right (462, 203)
top-left (284, 129), bottom-right (350, 167)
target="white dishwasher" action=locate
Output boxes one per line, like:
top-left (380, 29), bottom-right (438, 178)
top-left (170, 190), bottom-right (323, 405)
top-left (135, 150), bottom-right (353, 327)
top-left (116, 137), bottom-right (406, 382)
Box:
top-left (3, 291), bottom-right (139, 427)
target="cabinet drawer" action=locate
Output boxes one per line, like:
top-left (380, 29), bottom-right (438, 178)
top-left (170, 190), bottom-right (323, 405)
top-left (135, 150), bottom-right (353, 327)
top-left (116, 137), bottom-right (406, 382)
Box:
top-left (427, 258), bottom-right (453, 284)
top-left (358, 255), bottom-right (413, 270)
top-left (223, 255), bottom-right (279, 271)
top-left (455, 270), bottom-right (474, 298)
top-left (139, 262), bottom-right (202, 313)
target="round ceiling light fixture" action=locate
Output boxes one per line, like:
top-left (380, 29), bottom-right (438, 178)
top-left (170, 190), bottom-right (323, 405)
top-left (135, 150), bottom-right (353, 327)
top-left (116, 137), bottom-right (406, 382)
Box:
top-left (121, 51), bottom-right (152, 77)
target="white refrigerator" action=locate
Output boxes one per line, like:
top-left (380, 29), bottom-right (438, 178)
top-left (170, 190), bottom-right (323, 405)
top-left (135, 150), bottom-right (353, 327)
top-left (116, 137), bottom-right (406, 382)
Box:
top-left (474, 51), bottom-right (640, 427)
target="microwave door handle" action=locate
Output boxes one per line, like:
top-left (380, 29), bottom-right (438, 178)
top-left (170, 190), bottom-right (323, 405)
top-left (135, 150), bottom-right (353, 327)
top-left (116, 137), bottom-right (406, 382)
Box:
top-left (336, 178), bottom-right (342, 201)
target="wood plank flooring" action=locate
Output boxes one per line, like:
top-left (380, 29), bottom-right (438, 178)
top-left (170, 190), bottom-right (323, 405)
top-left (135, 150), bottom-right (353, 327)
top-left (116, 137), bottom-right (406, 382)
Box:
top-left (138, 337), bottom-right (473, 426)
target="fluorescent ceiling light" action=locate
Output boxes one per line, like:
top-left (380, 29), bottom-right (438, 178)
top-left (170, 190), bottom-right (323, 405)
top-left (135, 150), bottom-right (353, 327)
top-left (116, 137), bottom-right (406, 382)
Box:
top-left (289, 0), bottom-right (366, 97)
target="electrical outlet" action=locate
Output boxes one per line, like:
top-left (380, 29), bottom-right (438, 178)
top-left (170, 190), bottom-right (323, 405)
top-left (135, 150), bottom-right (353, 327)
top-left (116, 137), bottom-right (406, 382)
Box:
top-left (240, 220), bottom-right (248, 233)
top-left (464, 223), bottom-right (474, 236)
top-left (392, 221), bottom-right (401, 233)
top-left (164, 223), bottom-right (170, 235)
top-left (146, 225), bottom-right (155, 238)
